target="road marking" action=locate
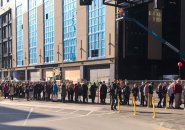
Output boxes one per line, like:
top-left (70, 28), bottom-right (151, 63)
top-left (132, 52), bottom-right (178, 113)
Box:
top-left (23, 108), bottom-right (33, 126)
top-left (70, 110), bottom-right (79, 114)
top-left (86, 110), bottom-right (94, 116)
top-left (55, 109), bottom-right (64, 112)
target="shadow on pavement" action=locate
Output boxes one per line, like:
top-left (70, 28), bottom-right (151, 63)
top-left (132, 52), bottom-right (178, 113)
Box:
top-left (0, 106), bottom-right (55, 130)
top-left (0, 124), bottom-right (55, 130)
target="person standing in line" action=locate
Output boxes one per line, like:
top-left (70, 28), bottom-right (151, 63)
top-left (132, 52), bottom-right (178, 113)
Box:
top-left (3, 83), bottom-right (9, 99)
top-left (9, 83), bottom-right (15, 101)
top-left (52, 81), bottom-right (58, 102)
top-left (74, 83), bottom-right (79, 102)
top-left (110, 80), bottom-right (119, 110)
top-left (183, 84), bottom-right (185, 109)
top-left (148, 82), bottom-right (154, 107)
top-left (174, 79), bottom-right (183, 109)
top-left (144, 82), bottom-right (149, 106)
top-left (25, 83), bottom-right (30, 101)
top-left (123, 82), bottom-right (130, 105)
top-left (140, 81), bottom-right (145, 106)
top-left (69, 81), bottom-right (74, 102)
top-left (167, 82), bottom-right (175, 108)
top-left (100, 81), bottom-right (107, 104)
top-left (82, 82), bottom-right (88, 103)
top-left (78, 83), bottom-right (83, 102)
top-left (29, 82), bottom-right (34, 100)
top-left (90, 82), bottom-right (97, 103)
top-left (162, 82), bottom-right (168, 107)
top-left (156, 83), bottom-right (163, 108)
top-left (132, 83), bottom-right (139, 102)
top-left (61, 82), bottom-right (67, 103)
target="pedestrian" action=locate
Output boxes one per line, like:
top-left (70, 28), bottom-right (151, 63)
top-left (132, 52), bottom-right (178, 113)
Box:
top-left (144, 82), bottom-right (149, 106)
top-left (156, 83), bottom-right (163, 108)
top-left (167, 82), bottom-right (175, 108)
top-left (3, 83), bottom-right (9, 99)
top-left (110, 80), bottom-right (118, 110)
top-left (25, 83), bottom-right (30, 101)
top-left (100, 81), bottom-right (107, 104)
top-left (132, 83), bottom-right (139, 102)
top-left (74, 83), bottom-right (79, 102)
top-left (9, 83), bottom-right (15, 101)
top-left (148, 82), bottom-right (154, 107)
top-left (123, 82), bottom-right (130, 105)
top-left (140, 81), bottom-right (145, 106)
top-left (52, 81), bottom-right (58, 102)
top-left (162, 82), bottom-right (168, 107)
top-left (78, 83), bottom-right (83, 102)
top-left (90, 82), bottom-right (97, 103)
top-left (174, 79), bottom-right (182, 109)
top-left (82, 82), bottom-right (88, 103)
top-left (61, 82), bottom-right (67, 103)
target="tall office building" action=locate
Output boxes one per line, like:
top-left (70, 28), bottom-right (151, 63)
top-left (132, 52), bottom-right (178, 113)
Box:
top-left (0, 0), bottom-right (115, 82)
top-left (0, 0), bottom-right (185, 81)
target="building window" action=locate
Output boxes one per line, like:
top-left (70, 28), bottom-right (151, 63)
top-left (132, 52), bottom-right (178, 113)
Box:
top-left (88, 0), bottom-right (106, 58)
top-left (63, 0), bottom-right (76, 61)
top-left (16, 4), bottom-right (23, 66)
top-left (28, 0), bottom-right (37, 64)
top-left (43, 0), bottom-right (54, 63)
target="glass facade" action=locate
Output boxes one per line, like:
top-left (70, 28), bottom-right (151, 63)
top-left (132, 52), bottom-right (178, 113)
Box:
top-left (88, 0), bottom-right (106, 58)
top-left (16, 4), bottom-right (23, 66)
top-left (43, 0), bottom-right (54, 63)
top-left (63, 0), bottom-right (76, 61)
top-left (28, 0), bottom-right (37, 64)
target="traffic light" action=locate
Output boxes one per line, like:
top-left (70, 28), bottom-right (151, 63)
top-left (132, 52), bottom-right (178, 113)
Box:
top-left (80, 0), bottom-right (92, 6)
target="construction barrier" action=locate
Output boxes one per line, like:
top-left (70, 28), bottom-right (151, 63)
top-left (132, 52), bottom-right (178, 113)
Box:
top-left (147, 93), bottom-right (150, 108)
top-left (165, 94), bottom-right (168, 110)
top-left (117, 96), bottom-right (120, 113)
top-left (152, 96), bottom-right (156, 119)
top-left (132, 96), bottom-right (136, 115)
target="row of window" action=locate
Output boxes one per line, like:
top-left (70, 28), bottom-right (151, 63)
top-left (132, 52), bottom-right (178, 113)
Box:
top-left (15, 0), bottom-right (106, 66)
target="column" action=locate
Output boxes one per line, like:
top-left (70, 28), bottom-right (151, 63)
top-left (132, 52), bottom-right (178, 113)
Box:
top-left (25, 69), bottom-right (28, 81)
top-left (80, 65), bottom-right (84, 81)
top-left (110, 63), bottom-right (115, 82)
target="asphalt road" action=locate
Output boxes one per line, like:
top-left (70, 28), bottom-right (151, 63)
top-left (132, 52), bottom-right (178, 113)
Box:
top-left (0, 99), bottom-right (184, 130)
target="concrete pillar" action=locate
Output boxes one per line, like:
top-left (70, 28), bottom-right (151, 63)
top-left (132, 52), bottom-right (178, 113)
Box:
top-left (25, 69), bottom-right (28, 81)
top-left (39, 69), bottom-right (42, 81)
top-left (80, 66), bottom-right (84, 81)
top-left (110, 63), bottom-right (115, 82)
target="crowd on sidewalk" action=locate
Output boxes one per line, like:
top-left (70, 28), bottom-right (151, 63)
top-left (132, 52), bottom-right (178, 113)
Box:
top-left (0, 79), bottom-right (185, 111)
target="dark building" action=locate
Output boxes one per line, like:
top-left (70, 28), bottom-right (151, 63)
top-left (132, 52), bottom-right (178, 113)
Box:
top-left (0, 9), bottom-right (13, 79)
top-left (116, 0), bottom-right (185, 80)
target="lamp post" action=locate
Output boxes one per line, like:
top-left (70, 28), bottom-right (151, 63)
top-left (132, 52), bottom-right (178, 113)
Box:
top-left (177, 61), bottom-right (183, 78)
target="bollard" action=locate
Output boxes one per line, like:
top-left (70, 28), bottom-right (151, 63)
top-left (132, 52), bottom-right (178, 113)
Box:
top-left (117, 96), bottom-right (120, 113)
top-left (165, 94), bottom-right (168, 110)
top-left (131, 93), bottom-right (134, 106)
top-left (133, 96), bottom-right (136, 115)
top-left (147, 93), bottom-right (150, 108)
top-left (152, 96), bottom-right (156, 119)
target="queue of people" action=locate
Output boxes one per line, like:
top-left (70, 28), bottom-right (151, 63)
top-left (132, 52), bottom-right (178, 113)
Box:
top-left (0, 80), bottom-right (108, 104)
top-left (0, 79), bottom-right (184, 110)
top-left (109, 79), bottom-right (185, 110)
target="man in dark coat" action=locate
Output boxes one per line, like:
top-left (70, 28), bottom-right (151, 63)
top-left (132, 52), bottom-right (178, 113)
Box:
top-left (110, 80), bottom-right (118, 110)
top-left (90, 82), bottom-right (97, 103)
top-left (82, 82), bottom-right (88, 103)
top-left (100, 81), bottom-right (107, 104)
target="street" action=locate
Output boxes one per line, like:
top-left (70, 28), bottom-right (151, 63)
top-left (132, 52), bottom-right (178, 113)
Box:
top-left (0, 99), bottom-right (184, 130)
